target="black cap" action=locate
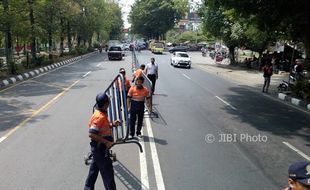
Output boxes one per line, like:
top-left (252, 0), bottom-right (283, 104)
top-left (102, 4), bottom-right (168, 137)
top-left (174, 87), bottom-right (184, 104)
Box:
top-left (119, 68), bottom-right (126, 73)
top-left (96, 92), bottom-right (109, 108)
top-left (288, 161), bottom-right (310, 186)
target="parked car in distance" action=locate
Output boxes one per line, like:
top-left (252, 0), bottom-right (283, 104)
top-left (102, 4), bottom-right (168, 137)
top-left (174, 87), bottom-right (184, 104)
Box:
top-left (168, 46), bottom-right (187, 53)
top-left (170, 52), bottom-right (191, 69)
top-left (108, 46), bottom-right (123, 60)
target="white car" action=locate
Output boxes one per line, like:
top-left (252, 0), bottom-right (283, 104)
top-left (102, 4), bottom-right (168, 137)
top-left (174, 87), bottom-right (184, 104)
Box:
top-left (170, 51), bottom-right (191, 69)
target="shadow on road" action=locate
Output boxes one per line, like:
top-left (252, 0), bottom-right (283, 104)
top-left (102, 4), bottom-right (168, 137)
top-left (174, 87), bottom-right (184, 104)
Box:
top-left (0, 53), bottom-right (107, 134)
top-left (223, 86), bottom-right (310, 143)
top-left (114, 160), bottom-right (148, 190)
top-left (143, 136), bottom-right (168, 146)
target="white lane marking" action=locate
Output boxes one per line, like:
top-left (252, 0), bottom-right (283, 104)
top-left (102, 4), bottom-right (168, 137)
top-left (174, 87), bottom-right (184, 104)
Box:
top-left (139, 131), bottom-right (149, 190)
top-left (283, 142), bottom-right (310, 161)
top-left (83, 71), bottom-right (92, 78)
top-left (145, 117), bottom-right (166, 190)
top-left (215, 96), bottom-right (237, 110)
top-left (96, 63), bottom-right (102, 67)
top-left (0, 136), bottom-right (6, 143)
top-left (182, 73), bottom-right (191, 80)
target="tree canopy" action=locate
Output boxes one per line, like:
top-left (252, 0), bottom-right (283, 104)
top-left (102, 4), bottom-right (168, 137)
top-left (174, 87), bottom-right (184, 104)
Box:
top-left (0, 0), bottom-right (123, 73)
top-left (129, 0), bottom-right (188, 39)
top-left (200, 0), bottom-right (310, 62)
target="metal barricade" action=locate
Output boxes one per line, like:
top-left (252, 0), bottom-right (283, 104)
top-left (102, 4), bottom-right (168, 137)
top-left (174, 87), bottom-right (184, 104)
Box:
top-left (131, 50), bottom-right (158, 118)
top-left (92, 74), bottom-right (142, 152)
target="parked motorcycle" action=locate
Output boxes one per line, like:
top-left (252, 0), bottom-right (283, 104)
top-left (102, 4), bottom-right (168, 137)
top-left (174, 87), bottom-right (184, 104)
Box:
top-left (277, 73), bottom-right (297, 92)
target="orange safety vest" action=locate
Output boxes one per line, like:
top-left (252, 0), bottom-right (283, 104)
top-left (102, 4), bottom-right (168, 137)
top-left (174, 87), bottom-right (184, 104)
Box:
top-left (88, 110), bottom-right (112, 136)
top-left (115, 77), bottom-right (131, 92)
top-left (128, 86), bottom-right (150, 102)
top-left (134, 69), bottom-right (144, 78)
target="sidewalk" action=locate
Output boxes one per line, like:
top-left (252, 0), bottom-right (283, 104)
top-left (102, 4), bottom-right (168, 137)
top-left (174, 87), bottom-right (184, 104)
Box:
top-left (188, 52), bottom-right (310, 111)
top-left (0, 52), bottom-right (97, 88)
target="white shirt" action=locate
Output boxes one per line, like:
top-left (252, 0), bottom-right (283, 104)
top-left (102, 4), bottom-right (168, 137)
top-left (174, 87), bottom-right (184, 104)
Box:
top-left (146, 63), bottom-right (158, 75)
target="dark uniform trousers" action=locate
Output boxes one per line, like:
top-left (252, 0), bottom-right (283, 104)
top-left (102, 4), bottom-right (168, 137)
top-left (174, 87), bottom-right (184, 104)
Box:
top-left (130, 100), bottom-right (145, 136)
top-left (147, 74), bottom-right (156, 94)
top-left (84, 138), bottom-right (116, 190)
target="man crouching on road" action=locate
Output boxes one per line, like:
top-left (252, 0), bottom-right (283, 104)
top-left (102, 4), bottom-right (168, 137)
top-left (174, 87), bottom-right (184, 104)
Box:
top-left (282, 161), bottom-right (310, 190)
top-left (127, 76), bottom-right (151, 139)
top-left (84, 92), bottom-right (120, 190)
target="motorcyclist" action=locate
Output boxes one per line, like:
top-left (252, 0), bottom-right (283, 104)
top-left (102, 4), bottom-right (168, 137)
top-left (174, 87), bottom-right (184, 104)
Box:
top-left (294, 59), bottom-right (305, 80)
top-left (201, 47), bottom-right (207, 57)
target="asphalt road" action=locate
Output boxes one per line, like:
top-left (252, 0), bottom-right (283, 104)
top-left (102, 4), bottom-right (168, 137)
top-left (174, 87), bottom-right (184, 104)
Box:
top-left (0, 50), bottom-right (309, 190)
top-left (136, 50), bottom-right (309, 189)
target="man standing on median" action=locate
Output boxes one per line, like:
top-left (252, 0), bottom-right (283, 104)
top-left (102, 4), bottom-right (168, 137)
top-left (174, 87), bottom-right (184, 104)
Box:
top-left (127, 76), bottom-right (151, 139)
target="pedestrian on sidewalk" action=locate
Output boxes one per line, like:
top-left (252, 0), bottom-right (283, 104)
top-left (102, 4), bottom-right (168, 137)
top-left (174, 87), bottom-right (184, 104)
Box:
top-left (282, 161), bottom-right (310, 190)
top-left (84, 93), bottom-right (120, 190)
top-left (132, 64), bottom-right (145, 83)
top-left (262, 61), bottom-right (273, 93)
top-left (127, 76), bottom-right (151, 138)
top-left (145, 57), bottom-right (158, 94)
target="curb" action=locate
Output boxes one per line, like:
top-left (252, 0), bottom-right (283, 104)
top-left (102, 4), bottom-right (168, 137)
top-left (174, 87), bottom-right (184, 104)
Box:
top-left (0, 52), bottom-right (96, 88)
top-left (277, 92), bottom-right (310, 111)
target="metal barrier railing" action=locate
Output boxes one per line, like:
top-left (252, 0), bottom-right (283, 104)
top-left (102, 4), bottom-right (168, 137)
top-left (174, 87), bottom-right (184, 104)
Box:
top-left (131, 50), bottom-right (158, 118)
top-left (92, 74), bottom-right (143, 152)
top-left (132, 50), bottom-right (152, 92)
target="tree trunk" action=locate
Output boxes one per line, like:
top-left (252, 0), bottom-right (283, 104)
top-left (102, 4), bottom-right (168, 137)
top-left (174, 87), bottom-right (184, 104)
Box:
top-left (67, 21), bottom-right (72, 52)
top-left (303, 36), bottom-right (310, 70)
top-left (28, 0), bottom-right (37, 63)
top-left (258, 51), bottom-right (263, 71)
top-left (3, 0), bottom-right (16, 74)
top-left (88, 37), bottom-right (92, 49)
top-left (77, 34), bottom-right (81, 47)
top-left (48, 29), bottom-right (53, 60)
top-left (48, 9), bottom-right (53, 60)
top-left (228, 46), bottom-right (235, 65)
top-left (60, 18), bottom-right (64, 57)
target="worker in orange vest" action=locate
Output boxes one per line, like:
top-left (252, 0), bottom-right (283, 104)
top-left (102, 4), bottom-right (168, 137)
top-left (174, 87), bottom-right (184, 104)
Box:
top-left (132, 64), bottom-right (145, 83)
top-left (127, 76), bottom-right (151, 138)
top-left (84, 93), bottom-right (120, 190)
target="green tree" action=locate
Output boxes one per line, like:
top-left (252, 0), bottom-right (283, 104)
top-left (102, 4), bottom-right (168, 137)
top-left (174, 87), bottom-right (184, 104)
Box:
top-left (130, 0), bottom-right (187, 39)
top-left (218, 0), bottom-right (310, 62)
top-left (2, 0), bottom-right (15, 73)
top-left (200, 1), bottom-right (275, 64)
top-left (0, 0), bottom-right (123, 75)
top-left (200, 2), bottom-right (244, 63)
